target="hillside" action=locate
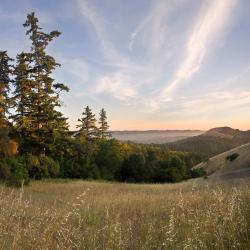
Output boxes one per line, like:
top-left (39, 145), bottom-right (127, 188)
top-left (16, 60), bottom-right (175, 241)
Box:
top-left (194, 143), bottom-right (250, 179)
top-left (111, 130), bottom-right (203, 144)
top-left (168, 127), bottom-right (250, 157)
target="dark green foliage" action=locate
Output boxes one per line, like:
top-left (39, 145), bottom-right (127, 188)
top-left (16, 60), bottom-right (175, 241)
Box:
top-left (190, 168), bottom-right (206, 178)
top-left (23, 154), bottom-right (60, 179)
top-left (119, 153), bottom-right (147, 182)
top-left (0, 159), bottom-right (11, 179)
top-left (24, 154), bottom-right (42, 179)
top-left (95, 139), bottom-right (123, 180)
top-left (50, 139), bottom-right (203, 183)
top-left (39, 155), bottom-right (60, 178)
top-left (152, 155), bottom-right (190, 183)
top-left (5, 157), bottom-right (29, 187)
top-left (165, 167), bottom-right (183, 183)
top-left (226, 153), bottom-right (239, 162)
top-left (81, 159), bottom-right (100, 180)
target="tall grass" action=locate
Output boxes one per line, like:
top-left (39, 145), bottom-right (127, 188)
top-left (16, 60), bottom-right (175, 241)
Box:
top-left (0, 179), bottom-right (249, 249)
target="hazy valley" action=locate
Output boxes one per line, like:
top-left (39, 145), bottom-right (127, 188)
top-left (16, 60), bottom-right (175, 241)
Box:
top-left (111, 130), bottom-right (204, 144)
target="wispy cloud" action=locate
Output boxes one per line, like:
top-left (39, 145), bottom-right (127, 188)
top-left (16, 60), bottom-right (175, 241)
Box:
top-left (76, 0), bottom-right (131, 68)
top-left (128, 0), bottom-right (168, 51)
top-left (129, 0), bottom-right (183, 57)
top-left (93, 73), bottom-right (137, 101)
top-left (63, 58), bottom-right (89, 83)
top-left (161, 0), bottom-right (238, 99)
top-left (77, 0), bottom-right (171, 101)
top-left (180, 90), bottom-right (250, 115)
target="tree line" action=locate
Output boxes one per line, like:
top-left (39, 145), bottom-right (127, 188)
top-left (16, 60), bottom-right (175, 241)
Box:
top-left (0, 13), bottom-right (205, 186)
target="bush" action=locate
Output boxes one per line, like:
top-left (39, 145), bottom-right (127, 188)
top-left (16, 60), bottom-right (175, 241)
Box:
top-left (165, 167), bottom-right (183, 183)
top-left (226, 153), bottom-right (239, 162)
top-left (95, 139), bottom-right (123, 180)
top-left (190, 168), bottom-right (206, 178)
top-left (24, 154), bottom-right (60, 179)
top-left (5, 157), bottom-right (29, 187)
top-left (39, 155), bottom-right (60, 178)
top-left (0, 159), bottom-right (11, 179)
top-left (118, 154), bottom-right (147, 182)
top-left (25, 154), bottom-right (46, 179)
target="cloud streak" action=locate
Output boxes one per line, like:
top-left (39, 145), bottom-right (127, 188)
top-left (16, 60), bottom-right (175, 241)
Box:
top-left (161, 0), bottom-right (238, 99)
top-left (77, 0), bottom-right (133, 69)
top-left (129, 0), bottom-right (168, 51)
top-left (93, 73), bottom-right (137, 101)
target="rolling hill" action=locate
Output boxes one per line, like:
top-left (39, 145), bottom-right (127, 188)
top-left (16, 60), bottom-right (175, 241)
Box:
top-left (193, 143), bottom-right (250, 180)
top-left (168, 127), bottom-right (250, 157)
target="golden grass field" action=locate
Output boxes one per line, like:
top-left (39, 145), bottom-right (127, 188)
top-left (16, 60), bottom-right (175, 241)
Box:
top-left (0, 178), bottom-right (249, 250)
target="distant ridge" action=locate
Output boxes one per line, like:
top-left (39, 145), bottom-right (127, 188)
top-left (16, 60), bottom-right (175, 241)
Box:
top-left (203, 126), bottom-right (240, 138)
top-left (169, 127), bottom-right (250, 157)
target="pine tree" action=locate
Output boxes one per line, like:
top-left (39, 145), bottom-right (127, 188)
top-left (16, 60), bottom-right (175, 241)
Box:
top-left (98, 108), bottom-right (111, 139)
top-left (76, 106), bottom-right (98, 141)
top-left (21, 12), bottom-right (69, 154)
top-left (0, 51), bottom-right (13, 128)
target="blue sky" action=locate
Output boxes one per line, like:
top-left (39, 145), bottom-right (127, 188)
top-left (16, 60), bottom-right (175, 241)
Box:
top-left (1, 0), bottom-right (250, 130)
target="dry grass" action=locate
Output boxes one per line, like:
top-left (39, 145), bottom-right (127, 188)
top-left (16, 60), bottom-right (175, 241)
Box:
top-left (0, 178), bottom-right (249, 249)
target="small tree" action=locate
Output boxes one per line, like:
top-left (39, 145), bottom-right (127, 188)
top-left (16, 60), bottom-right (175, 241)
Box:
top-left (77, 106), bottom-right (98, 142)
top-left (98, 108), bottom-right (111, 139)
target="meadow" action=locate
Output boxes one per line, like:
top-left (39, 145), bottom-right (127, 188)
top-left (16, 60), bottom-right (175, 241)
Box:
top-left (0, 178), bottom-right (249, 250)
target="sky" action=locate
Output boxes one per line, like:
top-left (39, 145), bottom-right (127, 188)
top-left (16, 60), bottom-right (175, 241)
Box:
top-left (0, 0), bottom-right (250, 130)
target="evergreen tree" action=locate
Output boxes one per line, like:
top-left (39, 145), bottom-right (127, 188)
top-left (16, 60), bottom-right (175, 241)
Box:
top-left (98, 108), bottom-right (111, 139)
top-left (21, 12), bottom-right (69, 154)
top-left (77, 106), bottom-right (98, 141)
top-left (0, 51), bottom-right (13, 127)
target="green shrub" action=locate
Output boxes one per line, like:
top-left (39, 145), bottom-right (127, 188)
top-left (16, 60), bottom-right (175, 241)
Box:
top-left (165, 167), bottom-right (183, 183)
top-left (226, 153), bottom-right (239, 162)
top-left (39, 155), bottom-right (60, 178)
top-left (25, 154), bottom-right (47, 179)
top-left (5, 157), bottom-right (29, 187)
top-left (190, 168), bottom-right (206, 178)
top-left (0, 159), bottom-right (11, 179)
top-left (23, 154), bottom-right (60, 179)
